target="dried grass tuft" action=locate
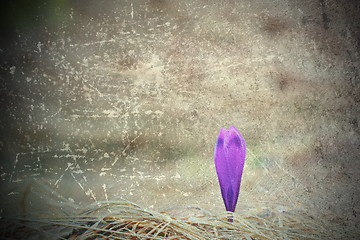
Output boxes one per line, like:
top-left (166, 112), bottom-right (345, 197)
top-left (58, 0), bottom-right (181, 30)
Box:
top-left (0, 180), bottom-right (348, 240)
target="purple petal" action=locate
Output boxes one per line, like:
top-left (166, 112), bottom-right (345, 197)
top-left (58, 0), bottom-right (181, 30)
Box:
top-left (214, 125), bottom-right (246, 212)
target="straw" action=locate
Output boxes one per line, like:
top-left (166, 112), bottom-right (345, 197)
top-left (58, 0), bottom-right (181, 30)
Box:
top-left (0, 180), bottom-right (353, 240)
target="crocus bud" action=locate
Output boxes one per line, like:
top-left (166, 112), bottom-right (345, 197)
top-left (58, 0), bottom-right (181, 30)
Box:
top-left (214, 126), bottom-right (246, 222)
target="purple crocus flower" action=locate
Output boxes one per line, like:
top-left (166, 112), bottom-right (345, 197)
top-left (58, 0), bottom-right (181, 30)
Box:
top-left (214, 125), bottom-right (246, 221)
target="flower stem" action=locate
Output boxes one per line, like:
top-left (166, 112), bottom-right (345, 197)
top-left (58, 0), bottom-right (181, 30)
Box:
top-left (227, 214), bottom-right (234, 222)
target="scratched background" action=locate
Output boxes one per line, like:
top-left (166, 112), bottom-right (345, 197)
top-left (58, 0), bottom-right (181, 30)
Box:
top-left (1, 0), bottom-right (359, 238)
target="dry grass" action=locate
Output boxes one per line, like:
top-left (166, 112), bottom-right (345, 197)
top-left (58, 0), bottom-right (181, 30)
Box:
top-left (0, 180), bottom-right (345, 240)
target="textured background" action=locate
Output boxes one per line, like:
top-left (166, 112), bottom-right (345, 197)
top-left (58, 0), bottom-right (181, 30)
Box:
top-left (1, 0), bottom-right (359, 237)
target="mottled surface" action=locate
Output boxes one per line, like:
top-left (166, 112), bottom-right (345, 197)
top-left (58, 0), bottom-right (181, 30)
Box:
top-left (1, 0), bottom-right (359, 237)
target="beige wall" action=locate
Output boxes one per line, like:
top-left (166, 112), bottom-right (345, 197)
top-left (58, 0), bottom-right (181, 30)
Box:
top-left (1, 0), bottom-right (359, 234)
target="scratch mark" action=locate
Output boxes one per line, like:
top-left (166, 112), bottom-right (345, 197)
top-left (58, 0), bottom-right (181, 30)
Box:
top-left (85, 188), bottom-right (98, 202)
top-left (274, 161), bottom-right (307, 190)
top-left (37, 157), bottom-right (42, 170)
top-left (102, 184), bottom-right (109, 201)
top-left (131, 2), bottom-right (134, 20)
top-left (122, 134), bottom-right (142, 156)
top-left (69, 39), bottom-right (116, 47)
top-left (111, 156), bottom-right (119, 166)
top-left (54, 163), bottom-right (73, 187)
top-left (48, 107), bottom-right (62, 118)
top-left (87, 83), bottom-right (104, 97)
top-left (86, 83), bottom-right (125, 118)
top-left (70, 171), bottom-right (85, 190)
top-left (9, 153), bottom-right (20, 182)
